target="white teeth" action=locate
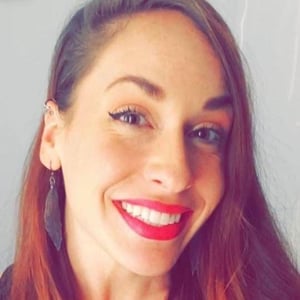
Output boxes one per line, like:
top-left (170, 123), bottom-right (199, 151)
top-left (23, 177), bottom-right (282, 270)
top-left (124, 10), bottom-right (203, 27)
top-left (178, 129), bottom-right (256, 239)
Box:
top-left (132, 205), bottom-right (141, 217)
top-left (169, 214), bottom-right (176, 224)
top-left (160, 212), bottom-right (170, 226)
top-left (121, 202), bottom-right (182, 227)
top-left (127, 203), bottom-right (133, 214)
top-left (141, 207), bottom-right (150, 221)
top-left (149, 210), bottom-right (161, 224)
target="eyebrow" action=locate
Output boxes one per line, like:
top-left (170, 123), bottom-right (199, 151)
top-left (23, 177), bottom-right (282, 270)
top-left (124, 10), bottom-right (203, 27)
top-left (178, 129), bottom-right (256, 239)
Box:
top-left (203, 94), bottom-right (232, 111)
top-left (106, 75), bottom-right (165, 99)
top-left (106, 74), bottom-right (232, 110)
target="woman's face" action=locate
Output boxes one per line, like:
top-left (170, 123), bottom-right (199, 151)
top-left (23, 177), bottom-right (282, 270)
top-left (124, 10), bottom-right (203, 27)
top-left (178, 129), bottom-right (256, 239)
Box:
top-left (53, 10), bottom-right (232, 277)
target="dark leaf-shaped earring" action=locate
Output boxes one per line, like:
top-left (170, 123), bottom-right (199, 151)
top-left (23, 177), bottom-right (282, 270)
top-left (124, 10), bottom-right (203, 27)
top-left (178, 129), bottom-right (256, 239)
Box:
top-left (44, 166), bottom-right (62, 250)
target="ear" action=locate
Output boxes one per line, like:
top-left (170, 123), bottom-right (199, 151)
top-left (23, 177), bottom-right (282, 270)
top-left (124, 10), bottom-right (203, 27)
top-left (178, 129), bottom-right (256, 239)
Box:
top-left (39, 100), bottom-right (64, 170)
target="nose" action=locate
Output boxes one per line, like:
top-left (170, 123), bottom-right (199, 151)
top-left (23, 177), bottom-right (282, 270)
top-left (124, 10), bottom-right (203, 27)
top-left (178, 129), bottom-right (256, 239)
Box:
top-left (143, 131), bottom-right (193, 193)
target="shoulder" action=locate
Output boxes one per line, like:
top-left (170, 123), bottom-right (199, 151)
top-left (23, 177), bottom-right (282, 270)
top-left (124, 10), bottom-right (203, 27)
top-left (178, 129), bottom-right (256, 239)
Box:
top-left (0, 265), bottom-right (13, 299)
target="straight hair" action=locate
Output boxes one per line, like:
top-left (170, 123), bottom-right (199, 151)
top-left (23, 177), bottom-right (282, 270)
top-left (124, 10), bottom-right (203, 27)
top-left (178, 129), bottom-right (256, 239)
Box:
top-left (10, 1), bottom-right (300, 299)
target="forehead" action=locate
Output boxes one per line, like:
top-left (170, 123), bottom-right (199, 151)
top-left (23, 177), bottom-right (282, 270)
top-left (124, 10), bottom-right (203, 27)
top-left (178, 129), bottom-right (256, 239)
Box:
top-left (76, 9), bottom-right (225, 104)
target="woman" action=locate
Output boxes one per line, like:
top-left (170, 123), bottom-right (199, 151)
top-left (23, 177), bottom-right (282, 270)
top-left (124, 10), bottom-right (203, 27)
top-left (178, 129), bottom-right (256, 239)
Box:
top-left (1, 0), bottom-right (299, 299)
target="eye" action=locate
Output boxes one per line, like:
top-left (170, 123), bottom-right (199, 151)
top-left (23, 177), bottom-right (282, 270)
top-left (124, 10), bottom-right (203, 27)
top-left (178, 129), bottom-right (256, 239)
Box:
top-left (188, 125), bottom-right (225, 147)
top-left (108, 107), bottom-right (148, 126)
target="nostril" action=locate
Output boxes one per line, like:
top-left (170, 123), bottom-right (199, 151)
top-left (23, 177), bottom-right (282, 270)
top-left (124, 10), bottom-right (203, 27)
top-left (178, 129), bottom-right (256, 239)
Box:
top-left (152, 179), bottom-right (163, 185)
top-left (143, 151), bottom-right (193, 193)
top-left (149, 173), bottom-right (193, 193)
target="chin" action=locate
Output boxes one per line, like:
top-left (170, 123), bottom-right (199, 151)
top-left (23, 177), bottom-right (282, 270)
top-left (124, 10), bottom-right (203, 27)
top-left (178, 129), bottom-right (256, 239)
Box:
top-left (121, 247), bottom-right (182, 278)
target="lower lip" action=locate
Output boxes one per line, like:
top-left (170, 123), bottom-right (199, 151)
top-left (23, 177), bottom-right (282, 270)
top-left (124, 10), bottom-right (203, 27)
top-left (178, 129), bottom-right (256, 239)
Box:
top-left (113, 201), bottom-right (192, 241)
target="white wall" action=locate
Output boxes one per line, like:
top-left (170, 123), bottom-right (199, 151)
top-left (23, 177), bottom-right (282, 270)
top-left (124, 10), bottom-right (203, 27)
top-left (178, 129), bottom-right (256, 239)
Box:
top-left (210, 0), bottom-right (300, 266)
top-left (0, 0), bottom-right (299, 271)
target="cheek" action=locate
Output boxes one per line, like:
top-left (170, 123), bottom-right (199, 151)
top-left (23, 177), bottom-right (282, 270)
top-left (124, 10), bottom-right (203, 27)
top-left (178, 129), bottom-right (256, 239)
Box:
top-left (193, 155), bottom-right (225, 209)
top-left (59, 128), bottom-right (144, 203)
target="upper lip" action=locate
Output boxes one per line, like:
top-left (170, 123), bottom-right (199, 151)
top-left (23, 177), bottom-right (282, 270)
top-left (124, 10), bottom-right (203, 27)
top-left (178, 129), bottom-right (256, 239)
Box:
top-left (112, 198), bottom-right (192, 214)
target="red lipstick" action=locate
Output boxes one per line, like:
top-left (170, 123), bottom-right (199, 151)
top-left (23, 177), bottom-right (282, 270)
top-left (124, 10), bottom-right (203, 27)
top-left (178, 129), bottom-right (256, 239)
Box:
top-left (113, 199), bottom-right (192, 241)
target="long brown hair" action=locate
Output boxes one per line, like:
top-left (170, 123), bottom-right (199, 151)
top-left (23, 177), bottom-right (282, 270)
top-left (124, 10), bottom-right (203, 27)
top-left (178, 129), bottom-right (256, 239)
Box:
top-left (10, 0), bottom-right (300, 299)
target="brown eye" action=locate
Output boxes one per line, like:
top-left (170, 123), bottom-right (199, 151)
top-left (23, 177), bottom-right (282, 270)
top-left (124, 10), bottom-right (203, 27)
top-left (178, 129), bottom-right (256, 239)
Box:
top-left (120, 112), bottom-right (141, 124)
top-left (188, 125), bottom-right (224, 147)
top-left (108, 108), bottom-right (148, 126)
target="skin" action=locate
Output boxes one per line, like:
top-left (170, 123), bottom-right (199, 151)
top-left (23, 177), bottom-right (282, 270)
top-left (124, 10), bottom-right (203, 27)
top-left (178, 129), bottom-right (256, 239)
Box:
top-left (40, 10), bottom-right (232, 300)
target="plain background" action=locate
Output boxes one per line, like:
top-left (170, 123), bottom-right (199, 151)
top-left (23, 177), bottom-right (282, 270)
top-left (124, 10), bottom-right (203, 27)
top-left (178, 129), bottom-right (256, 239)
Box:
top-left (0, 0), bottom-right (299, 271)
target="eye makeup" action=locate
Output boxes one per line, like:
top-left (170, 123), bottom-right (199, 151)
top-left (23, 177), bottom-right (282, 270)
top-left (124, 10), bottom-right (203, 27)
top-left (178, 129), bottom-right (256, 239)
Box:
top-left (108, 106), bottom-right (150, 127)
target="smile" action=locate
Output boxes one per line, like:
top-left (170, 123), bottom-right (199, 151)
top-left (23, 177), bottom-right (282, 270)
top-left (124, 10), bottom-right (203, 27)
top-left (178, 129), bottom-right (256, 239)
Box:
top-left (121, 202), bottom-right (181, 227)
top-left (113, 199), bottom-right (192, 241)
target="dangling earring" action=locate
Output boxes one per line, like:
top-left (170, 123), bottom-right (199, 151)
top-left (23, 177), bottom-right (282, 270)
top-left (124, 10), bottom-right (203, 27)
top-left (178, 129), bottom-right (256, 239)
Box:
top-left (44, 164), bottom-right (62, 250)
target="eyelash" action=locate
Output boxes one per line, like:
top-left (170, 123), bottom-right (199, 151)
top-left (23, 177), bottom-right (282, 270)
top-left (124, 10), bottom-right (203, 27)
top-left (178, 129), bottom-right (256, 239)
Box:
top-left (187, 125), bottom-right (225, 149)
top-left (108, 106), bottom-right (226, 149)
top-left (108, 106), bottom-right (149, 127)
